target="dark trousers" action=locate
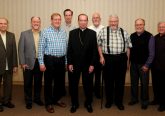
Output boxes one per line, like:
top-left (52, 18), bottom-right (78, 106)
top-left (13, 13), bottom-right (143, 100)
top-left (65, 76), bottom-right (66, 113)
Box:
top-left (151, 67), bottom-right (159, 103)
top-left (130, 63), bottom-right (149, 105)
top-left (93, 62), bottom-right (102, 95)
top-left (151, 68), bottom-right (165, 106)
top-left (44, 55), bottom-right (65, 106)
top-left (23, 59), bottom-right (43, 104)
top-left (0, 70), bottom-right (13, 104)
top-left (103, 53), bottom-right (127, 105)
top-left (68, 68), bottom-right (94, 106)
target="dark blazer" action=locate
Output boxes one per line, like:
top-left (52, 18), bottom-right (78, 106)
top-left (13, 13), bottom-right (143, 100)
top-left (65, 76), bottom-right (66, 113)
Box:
top-left (18, 29), bottom-right (38, 70)
top-left (67, 28), bottom-right (98, 70)
top-left (0, 31), bottom-right (18, 75)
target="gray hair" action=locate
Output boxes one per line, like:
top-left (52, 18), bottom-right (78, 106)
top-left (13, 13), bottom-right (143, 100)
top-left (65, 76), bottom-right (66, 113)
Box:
top-left (158, 21), bottom-right (165, 26)
top-left (0, 17), bottom-right (9, 24)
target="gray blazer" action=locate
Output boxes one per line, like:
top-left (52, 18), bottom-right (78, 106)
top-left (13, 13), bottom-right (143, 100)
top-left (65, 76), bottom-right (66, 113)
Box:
top-left (0, 31), bottom-right (18, 75)
top-left (18, 29), bottom-right (38, 70)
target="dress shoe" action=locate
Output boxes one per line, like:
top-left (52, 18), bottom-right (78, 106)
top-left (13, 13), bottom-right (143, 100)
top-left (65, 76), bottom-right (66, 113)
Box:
top-left (141, 104), bottom-right (148, 110)
top-left (0, 105), bottom-right (4, 112)
top-left (3, 102), bottom-right (15, 108)
top-left (128, 101), bottom-right (138, 105)
top-left (116, 104), bottom-right (124, 110)
top-left (150, 100), bottom-right (158, 105)
top-left (105, 103), bottom-right (112, 108)
top-left (158, 105), bottom-right (165, 112)
top-left (56, 101), bottom-right (66, 108)
top-left (46, 105), bottom-right (54, 113)
top-left (70, 105), bottom-right (78, 113)
top-left (34, 100), bottom-right (44, 106)
top-left (26, 103), bottom-right (32, 109)
top-left (85, 104), bottom-right (93, 113)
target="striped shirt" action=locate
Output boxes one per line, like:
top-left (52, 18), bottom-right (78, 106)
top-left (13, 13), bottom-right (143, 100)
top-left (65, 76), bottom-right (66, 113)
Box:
top-left (97, 27), bottom-right (132, 54)
top-left (38, 26), bottom-right (67, 65)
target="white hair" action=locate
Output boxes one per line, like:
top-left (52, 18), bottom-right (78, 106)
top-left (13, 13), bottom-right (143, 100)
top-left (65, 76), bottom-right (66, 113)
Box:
top-left (109, 14), bottom-right (119, 20)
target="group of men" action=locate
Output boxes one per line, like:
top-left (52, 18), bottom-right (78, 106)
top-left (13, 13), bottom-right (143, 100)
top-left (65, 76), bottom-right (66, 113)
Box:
top-left (0, 8), bottom-right (165, 113)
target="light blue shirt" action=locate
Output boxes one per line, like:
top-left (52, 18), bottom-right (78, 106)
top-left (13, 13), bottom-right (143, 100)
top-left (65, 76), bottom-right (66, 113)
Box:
top-left (38, 26), bottom-right (67, 65)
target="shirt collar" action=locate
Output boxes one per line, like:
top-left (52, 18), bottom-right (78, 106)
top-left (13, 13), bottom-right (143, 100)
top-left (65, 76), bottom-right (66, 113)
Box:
top-left (50, 25), bottom-right (62, 32)
top-left (0, 31), bottom-right (6, 36)
top-left (65, 22), bottom-right (72, 27)
top-left (109, 27), bottom-right (120, 33)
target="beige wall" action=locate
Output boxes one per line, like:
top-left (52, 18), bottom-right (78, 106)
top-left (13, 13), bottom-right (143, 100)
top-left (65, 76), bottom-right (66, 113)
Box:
top-left (0, 0), bottom-right (165, 84)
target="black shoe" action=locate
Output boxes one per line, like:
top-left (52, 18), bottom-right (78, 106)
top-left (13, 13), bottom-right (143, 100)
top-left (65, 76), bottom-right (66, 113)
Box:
top-left (158, 105), bottom-right (165, 112)
top-left (85, 104), bottom-right (93, 113)
top-left (34, 100), bottom-right (44, 106)
top-left (0, 105), bottom-right (4, 112)
top-left (128, 101), bottom-right (138, 105)
top-left (46, 105), bottom-right (54, 113)
top-left (141, 104), bottom-right (148, 110)
top-left (150, 100), bottom-right (158, 105)
top-left (70, 105), bottom-right (78, 113)
top-left (3, 102), bottom-right (15, 108)
top-left (116, 104), bottom-right (124, 110)
top-left (26, 103), bottom-right (32, 109)
top-left (105, 103), bottom-right (112, 108)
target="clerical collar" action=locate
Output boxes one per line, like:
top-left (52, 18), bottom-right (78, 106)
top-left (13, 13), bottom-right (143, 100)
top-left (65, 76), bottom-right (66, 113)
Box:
top-left (79, 28), bottom-right (87, 32)
top-left (137, 30), bottom-right (145, 36)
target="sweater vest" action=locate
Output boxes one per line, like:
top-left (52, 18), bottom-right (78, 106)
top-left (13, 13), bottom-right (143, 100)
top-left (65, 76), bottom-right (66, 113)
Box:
top-left (130, 31), bottom-right (152, 64)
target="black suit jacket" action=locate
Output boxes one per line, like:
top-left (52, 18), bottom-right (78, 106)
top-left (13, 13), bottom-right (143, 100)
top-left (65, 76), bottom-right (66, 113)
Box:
top-left (0, 31), bottom-right (18, 75)
top-left (67, 28), bottom-right (98, 70)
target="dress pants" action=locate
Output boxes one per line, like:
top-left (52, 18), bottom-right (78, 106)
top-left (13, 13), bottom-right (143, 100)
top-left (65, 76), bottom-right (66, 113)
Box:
top-left (44, 55), bottom-right (65, 106)
top-left (130, 63), bottom-right (149, 105)
top-left (152, 69), bottom-right (165, 106)
top-left (0, 70), bottom-right (13, 104)
top-left (93, 62), bottom-right (102, 96)
top-left (23, 59), bottom-right (43, 104)
top-left (103, 53), bottom-right (127, 105)
top-left (69, 68), bottom-right (94, 106)
top-left (151, 67), bottom-right (159, 103)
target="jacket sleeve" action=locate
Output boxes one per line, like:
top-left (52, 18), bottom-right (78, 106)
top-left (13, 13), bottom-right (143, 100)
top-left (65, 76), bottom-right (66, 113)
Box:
top-left (18, 32), bottom-right (25, 65)
top-left (67, 31), bottom-right (73, 65)
top-left (12, 33), bottom-right (18, 67)
top-left (91, 31), bottom-right (98, 66)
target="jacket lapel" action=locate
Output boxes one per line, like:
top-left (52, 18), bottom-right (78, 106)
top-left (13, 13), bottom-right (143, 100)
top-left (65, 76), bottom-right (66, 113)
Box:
top-left (29, 30), bottom-right (35, 48)
top-left (0, 33), bottom-right (7, 51)
top-left (6, 31), bottom-right (12, 53)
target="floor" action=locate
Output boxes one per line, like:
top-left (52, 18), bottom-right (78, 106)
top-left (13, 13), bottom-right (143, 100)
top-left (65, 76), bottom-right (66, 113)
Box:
top-left (0, 85), bottom-right (165, 116)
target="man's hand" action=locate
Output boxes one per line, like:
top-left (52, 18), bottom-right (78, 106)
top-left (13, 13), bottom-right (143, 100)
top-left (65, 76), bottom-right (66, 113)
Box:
top-left (68, 65), bottom-right (74, 72)
top-left (89, 65), bottom-right (94, 73)
top-left (142, 65), bottom-right (149, 73)
top-left (21, 64), bottom-right (29, 71)
top-left (13, 67), bottom-right (18, 73)
top-left (40, 64), bottom-right (46, 72)
top-left (100, 56), bottom-right (105, 66)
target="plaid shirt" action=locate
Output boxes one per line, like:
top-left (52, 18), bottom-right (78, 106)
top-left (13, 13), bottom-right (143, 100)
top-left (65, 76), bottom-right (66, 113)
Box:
top-left (97, 27), bottom-right (132, 54)
top-left (38, 26), bottom-right (67, 65)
